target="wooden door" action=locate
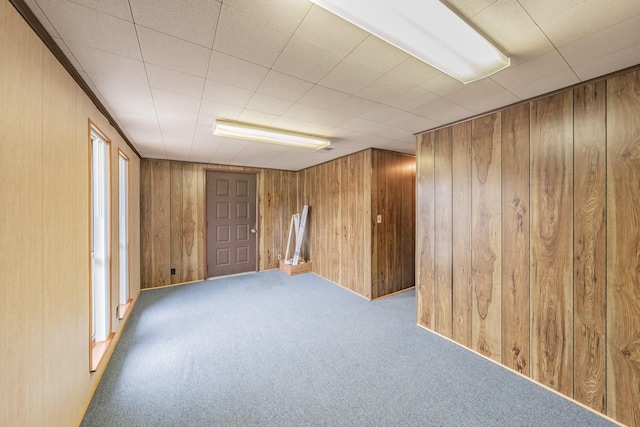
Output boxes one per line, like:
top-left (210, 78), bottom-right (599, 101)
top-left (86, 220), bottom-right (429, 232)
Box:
top-left (206, 171), bottom-right (257, 278)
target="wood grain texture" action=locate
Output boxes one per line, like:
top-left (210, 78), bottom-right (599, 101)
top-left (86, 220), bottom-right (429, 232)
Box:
top-left (182, 163), bottom-right (199, 281)
top-left (371, 149), bottom-right (416, 299)
top-left (140, 160), bottom-right (152, 287)
top-left (42, 51), bottom-right (85, 427)
top-left (452, 121), bottom-right (472, 347)
top-left (434, 128), bottom-right (453, 337)
top-left (606, 70), bottom-right (640, 425)
top-left (416, 134), bottom-right (435, 328)
top-left (170, 162), bottom-right (183, 284)
top-left (501, 104), bottom-right (531, 375)
top-left (151, 160), bottom-right (172, 287)
top-left (573, 82), bottom-right (607, 412)
top-left (471, 113), bottom-right (502, 362)
top-left (0, 4), bottom-right (44, 423)
top-left (530, 92), bottom-right (574, 395)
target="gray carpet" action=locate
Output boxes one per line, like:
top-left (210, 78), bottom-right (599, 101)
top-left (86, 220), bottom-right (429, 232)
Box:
top-left (81, 271), bottom-right (616, 426)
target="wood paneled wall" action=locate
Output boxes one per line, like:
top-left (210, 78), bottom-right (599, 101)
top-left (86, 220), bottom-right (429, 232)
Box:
top-left (140, 160), bottom-right (296, 288)
top-left (1, 2), bottom-right (141, 425)
top-left (298, 149), bottom-right (415, 299)
top-left (371, 150), bottom-right (416, 299)
top-left (416, 69), bottom-right (640, 426)
top-left (299, 150), bottom-right (373, 297)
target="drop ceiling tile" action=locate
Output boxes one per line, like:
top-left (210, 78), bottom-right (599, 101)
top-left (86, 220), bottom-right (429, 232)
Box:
top-left (36, 0), bottom-right (141, 59)
top-left (388, 86), bottom-right (439, 112)
top-left (24, 0), bottom-right (60, 37)
top-left (356, 104), bottom-right (405, 123)
top-left (237, 110), bottom-right (280, 126)
top-left (198, 99), bottom-right (243, 126)
top-left (385, 57), bottom-right (441, 87)
top-left (246, 93), bottom-right (294, 115)
top-left (146, 64), bottom-right (205, 98)
top-left (66, 41), bottom-right (146, 85)
top-left (570, 44), bottom-right (640, 82)
top-left (332, 96), bottom-right (380, 117)
top-left (64, 0), bottom-right (133, 20)
top-left (356, 74), bottom-right (414, 103)
top-left (382, 112), bottom-right (441, 133)
top-left (207, 51), bottom-right (269, 91)
top-left (517, 0), bottom-right (585, 22)
top-left (213, 4), bottom-right (291, 68)
top-left (443, 0), bottom-right (500, 18)
top-left (137, 26), bottom-right (211, 77)
top-left (151, 88), bottom-right (201, 113)
top-left (272, 116), bottom-right (313, 132)
top-left (319, 59), bottom-right (384, 93)
top-left (282, 103), bottom-right (327, 122)
top-left (297, 85), bottom-right (350, 109)
top-left (130, 0), bottom-right (220, 48)
top-left (257, 71), bottom-right (314, 102)
top-left (88, 74), bottom-right (153, 105)
top-left (470, 0), bottom-right (555, 65)
top-left (272, 35), bottom-right (344, 83)
top-left (156, 107), bottom-right (198, 141)
top-left (420, 73), bottom-right (465, 97)
top-left (202, 80), bottom-right (254, 108)
top-left (209, 138), bottom-right (251, 163)
top-left (312, 111), bottom-right (351, 128)
top-left (410, 98), bottom-right (475, 124)
top-left (295, 5), bottom-right (368, 57)
top-left (490, 50), bottom-right (575, 96)
top-left (559, 16), bottom-right (640, 70)
top-left (510, 69), bottom-right (580, 100)
top-left (447, 78), bottom-right (520, 113)
top-left (344, 36), bottom-right (409, 75)
top-left (53, 38), bottom-right (84, 71)
top-left (222, 0), bottom-right (311, 34)
top-left (539, 0), bottom-right (640, 47)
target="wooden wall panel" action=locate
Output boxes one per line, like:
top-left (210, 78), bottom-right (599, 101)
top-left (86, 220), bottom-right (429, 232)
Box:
top-left (416, 134), bottom-right (435, 328)
top-left (371, 149), bottom-right (416, 299)
top-left (140, 161), bottom-right (296, 288)
top-left (150, 160), bottom-right (172, 287)
top-left (170, 162), bottom-right (184, 284)
top-left (42, 51), bottom-right (84, 427)
top-left (471, 114), bottom-right (502, 362)
top-left (530, 92), bottom-right (574, 395)
top-left (182, 163), bottom-right (200, 281)
top-left (606, 70), bottom-right (640, 426)
top-left (573, 82), bottom-right (607, 412)
top-left (416, 67), bottom-right (640, 427)
top-left (0, 3), bottom-right (44, 423)
top-left (451, 122), bottom-right (472, 347)
top-left (1, 3), bottom-right (142, 425)
top-left (298, 150), bottom-right (381, 299)
top-left (434, 128), bottom-right (453, 337)
top-left (501, 104), bottom-right (530, 375)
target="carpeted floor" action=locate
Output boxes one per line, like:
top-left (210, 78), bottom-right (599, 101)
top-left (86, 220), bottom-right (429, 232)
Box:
top-left (81, 271), bottom-right (616, 426)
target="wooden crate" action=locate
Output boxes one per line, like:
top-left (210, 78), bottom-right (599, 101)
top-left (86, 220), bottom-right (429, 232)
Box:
top-left (279, 259), bottom-right (312, 276)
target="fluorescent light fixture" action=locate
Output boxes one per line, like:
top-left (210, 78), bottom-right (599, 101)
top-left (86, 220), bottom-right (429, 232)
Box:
top-left (309, 0), bottom-right (510, 83)
top-left (213, 120), bottom-right (330, 149)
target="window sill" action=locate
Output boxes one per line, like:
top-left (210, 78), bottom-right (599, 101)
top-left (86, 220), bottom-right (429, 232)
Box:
top-left (118, 299), bottom-right (132, 320)
top-left (90, 332), bottom-right (115, 372)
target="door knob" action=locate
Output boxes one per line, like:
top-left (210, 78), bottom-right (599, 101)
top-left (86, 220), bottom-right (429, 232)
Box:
top-left (251, 228), bottom-right (256, 234)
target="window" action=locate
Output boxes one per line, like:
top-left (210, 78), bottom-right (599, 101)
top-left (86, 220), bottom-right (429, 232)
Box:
top-left (118, 152), bottom-right (131, 319)
top-left (90, 127), bottom-right (112, 372)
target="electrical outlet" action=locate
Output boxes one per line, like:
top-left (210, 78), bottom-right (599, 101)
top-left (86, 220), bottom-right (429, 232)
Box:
top-left (377, 214), bottom-right (382, 224)
top-left (277, 254), bottom-right (282, 260)
top-left (170, 268), bottom-right (176, 275)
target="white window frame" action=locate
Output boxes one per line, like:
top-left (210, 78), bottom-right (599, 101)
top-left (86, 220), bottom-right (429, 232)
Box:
top-left (118, 151), bottom-right (131, 319)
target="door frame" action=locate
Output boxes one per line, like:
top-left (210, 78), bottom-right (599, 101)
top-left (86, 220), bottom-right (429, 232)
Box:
top-left (203, 168), bottom-right (260, 278)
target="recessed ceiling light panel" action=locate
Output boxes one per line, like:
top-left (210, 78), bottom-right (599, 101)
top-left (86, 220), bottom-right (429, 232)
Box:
top-left (309, 0), bottom-right (510, 83)
top-left (213, 120), bottom-right (331, 150)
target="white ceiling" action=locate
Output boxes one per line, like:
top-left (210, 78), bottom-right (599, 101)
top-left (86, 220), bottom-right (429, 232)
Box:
top-left (21, 0), bottom-right (640, 171)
